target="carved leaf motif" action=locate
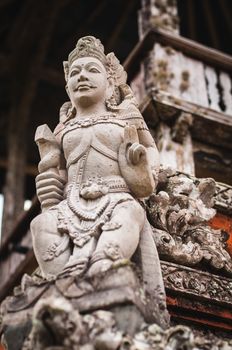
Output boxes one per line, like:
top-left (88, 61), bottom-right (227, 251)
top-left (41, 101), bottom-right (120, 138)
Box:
top-left (106, 52), bottom-right (127, 86)
top-left (147, 170), bottom-right (232, 274)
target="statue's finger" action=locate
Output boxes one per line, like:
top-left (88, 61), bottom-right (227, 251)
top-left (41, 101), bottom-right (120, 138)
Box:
top-left (36, 171), bottom-right (66, 184)
top-left (37, 185), bottom-right (64, 197)
top-left (36, 177), bottom-right (65, 191)
top-left (131, 144), bottom-right (146, 165)
top-left (39, 191), bottom-right (63, 203)
top-left (128, 144), bottom-right (134, 164)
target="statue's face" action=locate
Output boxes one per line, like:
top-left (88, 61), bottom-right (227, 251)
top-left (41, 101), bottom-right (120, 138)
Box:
top-left (67, 56), bottom-right (111, 109)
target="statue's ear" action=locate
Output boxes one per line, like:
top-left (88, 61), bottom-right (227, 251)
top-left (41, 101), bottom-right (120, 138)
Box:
top-left (106, 76), bottom-right (114, 100)
top-left (63, 61), bottom-right (69, 82)
top-left (65, 84), bottom-right (70, 98)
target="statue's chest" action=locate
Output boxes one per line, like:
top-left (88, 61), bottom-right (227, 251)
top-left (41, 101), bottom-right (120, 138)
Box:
top-left (62, 122), bottom-right (125, 158)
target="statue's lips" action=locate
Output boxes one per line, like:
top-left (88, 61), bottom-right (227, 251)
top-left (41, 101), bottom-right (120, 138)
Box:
top-left (74, 84), bottom-right (96, 91)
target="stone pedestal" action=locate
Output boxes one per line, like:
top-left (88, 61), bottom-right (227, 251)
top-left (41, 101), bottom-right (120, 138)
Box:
top-left (0, 265), bottom-right (170, 349)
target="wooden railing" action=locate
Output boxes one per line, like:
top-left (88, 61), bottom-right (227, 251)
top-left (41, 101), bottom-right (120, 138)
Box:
top-left (125, 28), bottom-right (232, 115)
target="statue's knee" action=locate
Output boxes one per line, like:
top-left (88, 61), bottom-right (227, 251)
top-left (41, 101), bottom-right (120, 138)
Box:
top-left (30, 212), bottom-right (56, 237)
top-left (31, 214), bottom-right (42, 236)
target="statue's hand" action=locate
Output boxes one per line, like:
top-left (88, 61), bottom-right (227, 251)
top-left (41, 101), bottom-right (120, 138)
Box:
top-left (36, 171), bottom-right (66, 210)
top-left (123, 125), bottom-right (147, 166)
top-left (127, 142), bottom-right (146, 165)
top-left (119, 125), bottom-right (155, 198)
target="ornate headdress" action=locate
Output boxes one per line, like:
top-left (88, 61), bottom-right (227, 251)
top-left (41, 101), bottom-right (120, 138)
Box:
top-left (61, 36), bottom-right (137, 121)
top-left (63, 36), bottom-right (127, 87)
top-left (68, 36), bottom-right (106, 68)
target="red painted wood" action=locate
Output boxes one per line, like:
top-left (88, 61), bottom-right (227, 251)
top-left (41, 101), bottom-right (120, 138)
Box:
top-left (209, 213), bottom-right (232, 256)
top-left (167, 295), bottom-right (232, 331)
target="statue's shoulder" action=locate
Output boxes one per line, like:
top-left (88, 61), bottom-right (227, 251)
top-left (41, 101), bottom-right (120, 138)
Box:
top-left (53, 102), bottom-right (76, 141)
top-left (54, 122), bottom-right (65, 137)
top-left (118, 105), bottom-right (148, 131)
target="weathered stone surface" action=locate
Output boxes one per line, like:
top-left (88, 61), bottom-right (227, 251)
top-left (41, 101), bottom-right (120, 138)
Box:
top-left (147, 169), bottom-right (232, 274)
top-left (162, 261), bottom-right (232, 305)
top-left (0, 265), bottom-right (169, 349)
top-left (3, 297), bottom-right (232, 350)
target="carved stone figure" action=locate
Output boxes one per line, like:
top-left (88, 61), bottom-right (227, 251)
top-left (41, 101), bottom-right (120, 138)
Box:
top-left (31, 35), bottom-right (161, 280)
top-left (0, 37), bottom-right (171, 350)
top-left (147, 169), bottom-right (232, 274)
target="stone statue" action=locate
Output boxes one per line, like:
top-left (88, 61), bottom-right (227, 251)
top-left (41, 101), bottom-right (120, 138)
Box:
top-left (0, 38), bottom-right (170, 349)
top-left (31, 36), bottom-right (162, 282)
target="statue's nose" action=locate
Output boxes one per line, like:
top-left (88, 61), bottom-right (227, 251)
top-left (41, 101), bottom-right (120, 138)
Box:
top-left (78, 73), bottom-right (88, 82)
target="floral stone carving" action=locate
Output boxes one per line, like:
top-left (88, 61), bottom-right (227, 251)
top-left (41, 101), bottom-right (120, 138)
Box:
top-left (162, 261), bottom-right (232, 305)
top-left (147, 168), bottom-right (232, 274)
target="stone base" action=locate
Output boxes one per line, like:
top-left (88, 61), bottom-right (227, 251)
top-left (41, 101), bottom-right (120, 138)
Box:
top-left (1, 262), bottom-right (232, 349)
top-left (0, 264), bottom-right (169, 349)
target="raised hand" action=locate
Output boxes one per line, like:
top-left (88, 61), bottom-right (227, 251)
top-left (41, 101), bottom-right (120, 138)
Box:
top-left (123, 125), bottom-right (147, 165)
top-left (119, 125), bottom-right (155, 198)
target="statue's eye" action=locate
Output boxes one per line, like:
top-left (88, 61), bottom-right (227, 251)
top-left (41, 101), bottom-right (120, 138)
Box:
top-left (89, 67), bottom-right (99, 73)
top-left (70, 69), bottom-right (79, 77)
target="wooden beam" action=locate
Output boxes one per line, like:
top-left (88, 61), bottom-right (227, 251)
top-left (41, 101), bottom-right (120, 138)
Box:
top-left (0, 248), bottom-right (37, 303)
top-left (0, 0), bottom-right (15, 9)
top-left (150, 89), bottom-right (232, 149)
top-left (218, 0), bottom-right (232, 36)
top-left (187, 0), bottom-right (197, 41)
top-left (123, 28), bottom-right (232, 82)
top-left (0, 197), bottom-right (40, 258)
top-left (40, 66), bottom-right (65, 87)
top-left (0, 55), bottom-right (64, 87)
top-left (106, 0), bottom-right (135, 52)
top-left (60, 0), bottom-right (108, 56)
top-left (1, 3), bottom-right (70, 295)
top-left (0, 158), bottom-right (38, 176)
top-left (2, 1), bottom-right (65, 239)
top-left (202, 0), bottom-right (220, 50)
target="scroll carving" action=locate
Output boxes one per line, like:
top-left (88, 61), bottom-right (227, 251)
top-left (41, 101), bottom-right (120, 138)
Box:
top-left (162, 261), bottom-right (232, 305)
top-left (147, 169), bottom-right (232, 274)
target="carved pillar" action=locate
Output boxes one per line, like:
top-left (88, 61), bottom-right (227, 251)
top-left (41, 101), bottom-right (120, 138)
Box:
top-left (156, 112), bottom-right (195, 175)
top-left (137, 0), bottom-right (195, 175)
top-left (138, 0), bottom-right (180, 39)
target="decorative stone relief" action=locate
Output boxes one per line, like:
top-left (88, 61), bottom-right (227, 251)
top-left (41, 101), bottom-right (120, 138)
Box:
top-left (19, 300), bottom-right (232, 349)
top-left (157, 113), bottom-right (195, 175)
top-left (138, 0), bottom-right (179, 38)
top-left (162, 261), bottom-right (232, 305)
top-left (147, 168), bottom-right (232, 274)
top-left (215, 182), bottom-right (232, 214)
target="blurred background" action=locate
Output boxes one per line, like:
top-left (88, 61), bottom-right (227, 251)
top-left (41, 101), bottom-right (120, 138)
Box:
top-left (0, 0), bottom-right (231, 237)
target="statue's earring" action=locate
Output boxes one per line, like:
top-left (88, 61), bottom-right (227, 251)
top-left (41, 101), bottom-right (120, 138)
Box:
top-left (105, 94), bottom-right (117, 111)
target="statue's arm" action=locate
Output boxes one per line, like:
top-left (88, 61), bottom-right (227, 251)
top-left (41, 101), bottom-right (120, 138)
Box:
top-left (119, 112), bottom-right (159, 197)
top-left (123, 106), bottom-right (160, 185)
top-left (35, 122), bottom-right (67, 210)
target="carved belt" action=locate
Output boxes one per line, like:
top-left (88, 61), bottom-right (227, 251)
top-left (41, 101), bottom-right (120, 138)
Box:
top-left (80, 177), bottom-right (130, 199)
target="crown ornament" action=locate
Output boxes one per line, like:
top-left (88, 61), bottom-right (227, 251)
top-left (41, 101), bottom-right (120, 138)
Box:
top-left (68, 36), bottom-right (106, 67)
top-left (63, 36), bottom-right (127, 88)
